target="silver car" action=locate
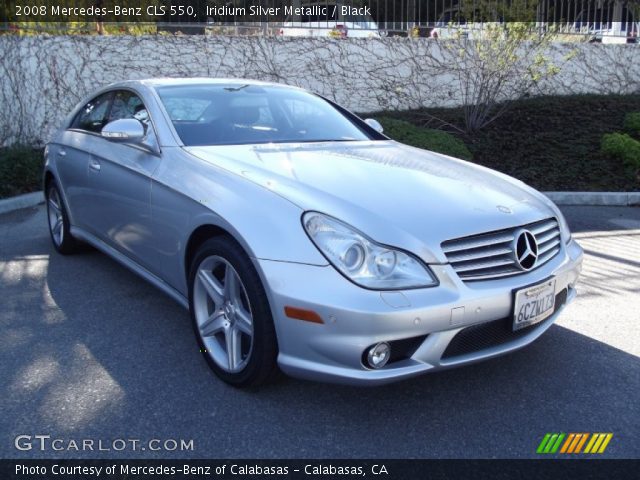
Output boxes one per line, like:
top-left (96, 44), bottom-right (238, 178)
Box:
top-left (44, 78), bottom-right (583, 387)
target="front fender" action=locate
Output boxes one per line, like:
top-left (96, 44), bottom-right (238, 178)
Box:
top-left (151, 147), bottom-right (328, 295)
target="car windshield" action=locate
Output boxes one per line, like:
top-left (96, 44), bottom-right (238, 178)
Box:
top-left (156, 84), bottom-right (371, 146)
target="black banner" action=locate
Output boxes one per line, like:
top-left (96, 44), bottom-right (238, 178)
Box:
top-left (3, 459), bottom-right (640, 480)
top-left (1, 0), bottom-right (616, 25)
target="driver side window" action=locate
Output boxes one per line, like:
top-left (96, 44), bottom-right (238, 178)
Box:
top-left (106, 90), bottom-right (158, 150)
top-left (108, 90), bottom-right (151, 133)
top-left (70, 92), bottom-right (113, 133)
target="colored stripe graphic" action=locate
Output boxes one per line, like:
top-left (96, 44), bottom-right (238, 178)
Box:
top-left (584, 434), bottom-right (598, 453)
top-left (538, 433), bottom-right (612, 454)
top-left (597, 433), bottom-right (613, 453)
top-left (585, 433), bottom-right (614, 454)
top-left (565, 433), bottom-right (588, 453)
top-left (560, 434), bottom-right (575, 453)
top-left (574, 433), bottom-right (589, 453)
top-left (544, 434), bottom-right (559, 453)
top-left (537, 434), bottom-right (552, 454)
top-left (567, 434), bottom-right (582, 453)
top-left (537, 433), bottom-right (565, 454)
top-left (550, 433), bottom-right (565, 453)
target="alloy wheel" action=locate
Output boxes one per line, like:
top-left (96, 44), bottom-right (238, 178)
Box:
top-left (47, 187), bottom-right (64, 246)
top-left (193, 255), bottom-right (254, 373)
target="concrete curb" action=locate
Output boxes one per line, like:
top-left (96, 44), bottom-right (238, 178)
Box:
top-left (0, 191), bottom-right (44, 215)
top-left (543, 191), bottom-right (640, 206)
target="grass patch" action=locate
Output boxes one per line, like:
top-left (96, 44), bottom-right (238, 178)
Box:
top-left (372, 94), bottom-right (640, 191)
top-left (0, 146), bottom-right (44, 199)
top-left (377, 117), bottom-right (472, 160)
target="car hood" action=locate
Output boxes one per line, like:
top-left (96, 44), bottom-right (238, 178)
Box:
top-left (186, 140), bottom-right (555, 264)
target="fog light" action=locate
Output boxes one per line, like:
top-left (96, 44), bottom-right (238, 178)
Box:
top-left (366, 342), bottom-right (391, 369)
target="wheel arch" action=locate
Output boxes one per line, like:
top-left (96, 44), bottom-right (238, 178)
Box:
top-left (43, 169), bottom-right (74, 224)
top-left (182, 221), bottom-right (282, 335)
top-left (43, 169), bottom-right (55, 192)
top-left (184, 223), bottom-right (245, 283)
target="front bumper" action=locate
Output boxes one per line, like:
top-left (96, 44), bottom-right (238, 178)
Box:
top-left (257, 239), bottom-right (583, 385)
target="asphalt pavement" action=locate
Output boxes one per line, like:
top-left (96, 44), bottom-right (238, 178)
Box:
top-left (1, 205), bottom-right (638, 459)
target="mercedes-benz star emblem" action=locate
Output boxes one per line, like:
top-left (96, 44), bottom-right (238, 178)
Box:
top-left (514, 230), bottom-right (538, 270)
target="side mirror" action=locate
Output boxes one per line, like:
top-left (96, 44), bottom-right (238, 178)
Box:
top-left (101, 119), bottom-right (145, 143)
top-left (364, 118), bottom-right (384, 134)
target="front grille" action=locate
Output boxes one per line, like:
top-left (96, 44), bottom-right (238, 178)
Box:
top-left (441, 218), bottom-right (562, 281)
top-left (441, 289), bottom-right (568, 360)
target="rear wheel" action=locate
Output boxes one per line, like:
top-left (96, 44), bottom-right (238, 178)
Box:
top-left (189, 237), bottom-right (279, 387)
top-left (46, 181), bottom-right (81, 254)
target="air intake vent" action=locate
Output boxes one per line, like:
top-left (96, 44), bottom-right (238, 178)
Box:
top-left (441, 289), bottom-right (568, 359)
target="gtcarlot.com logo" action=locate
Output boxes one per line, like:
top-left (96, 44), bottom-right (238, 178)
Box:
top-left (14, 435), bottom-right (194, 452)
top-left (536, 433), bottom-right (613, 454)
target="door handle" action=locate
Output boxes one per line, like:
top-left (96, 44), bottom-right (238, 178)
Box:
top-left (89, 159), bottom-right (101, 172)
top-left (58, 150), bottom-right (66, 157)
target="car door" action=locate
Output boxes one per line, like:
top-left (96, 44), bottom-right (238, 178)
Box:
top-left (84, 89), bottom-right (162, 274)
top-left (55, 91), bottom-right (113, 231)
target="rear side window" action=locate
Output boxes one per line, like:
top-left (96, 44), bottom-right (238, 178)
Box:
top-left (70, 92), bottom-right (113, 133)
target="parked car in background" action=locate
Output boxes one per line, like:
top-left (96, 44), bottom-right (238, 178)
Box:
top-left (45, 78), bottom-right (583, 388)
top-left (279, 1), bottom-right (381, 38)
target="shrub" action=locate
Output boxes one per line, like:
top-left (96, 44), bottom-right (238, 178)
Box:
top-left (601, 133), bottom-right (640, 169)
top-left (623, 112), bottom-right (640, 136)
top-left (0, 146), bottom-right (44, 199)
top-left (376, 117), bottom-right (472, 160)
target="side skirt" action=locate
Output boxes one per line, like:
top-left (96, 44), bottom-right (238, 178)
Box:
top-left (70, 226), bottom-right (189, 310)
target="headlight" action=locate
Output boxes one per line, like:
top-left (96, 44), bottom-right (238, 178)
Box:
top-left (302, 212), bottom-right (438, 290)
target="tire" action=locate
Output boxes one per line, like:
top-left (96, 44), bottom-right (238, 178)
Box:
top-left (46, 181), bottom-right (82, 255)
top-left (188, 236), bottom-right (279, 387)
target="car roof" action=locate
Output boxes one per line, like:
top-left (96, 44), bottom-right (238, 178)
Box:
top-left (109, 78), bottom-right (301, 90)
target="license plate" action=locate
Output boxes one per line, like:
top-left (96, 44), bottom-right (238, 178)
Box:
top-left (513, 279), bottom-right (556, 331)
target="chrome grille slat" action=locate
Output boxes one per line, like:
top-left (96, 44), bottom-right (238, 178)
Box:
top-left (538, 239), bottom-right (559, 256)
top-left (537, 230), bottom-right (560, 245)
top-left (453, 257), bottom-right (516, 273)
top-left (441, 218), bottom-right (562, 281)
top-left (447, 247), bottom-right (513, 264)
top-left (461, 270), bottom-right (522, 281)
top-left (441, 234), bottom-right (514, 253)
top-left (529, 219), bottom-right (557, 235)
top-left (457, 264), bottom-right (521, 277)
top-left (538, 246), bottom-right (561, 265)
